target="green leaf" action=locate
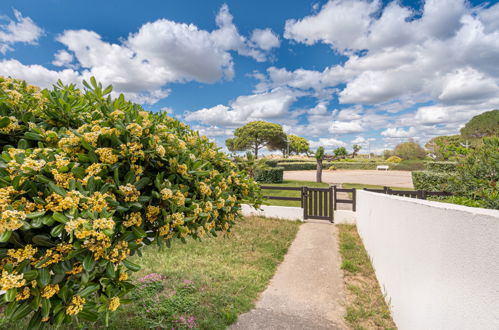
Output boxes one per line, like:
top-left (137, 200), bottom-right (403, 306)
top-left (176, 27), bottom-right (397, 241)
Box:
top-left (25, 211), bottom-right (46, 219)
top-left (23, 270), bottom-right (38, 281)
top-left (5, 288), bottom-right (16, 302)
top-left (0, 231), bottom-right (12, 243)
top-left (41, 298), bottom-right (51, 317)
top-left (134, 177), bottom-right (150, 190)
top-left (83, 253), bottom-right (95, 272)
top-left (0, 116), bottom-right (10, 128)
top-left (79, 308), bottom-right (99, 322)
top-left (32, 234), bottom-right (56, 247)
top-left (52, 212), bottom-right (68, 224)
top-left (49, 182), bottom-right (67, 196)
top-left (77, 283), bottom-right (100, 297)
top-left (122, 259), bottom-right (141, 272)
top-left (38, 268), bottom-right (50, 287)
top-left (131, 226), bottom-right (146, 238)
top-left (50, 224), bottom-right (65, 237)
top-left (11, 301), bottom-right (33, 321)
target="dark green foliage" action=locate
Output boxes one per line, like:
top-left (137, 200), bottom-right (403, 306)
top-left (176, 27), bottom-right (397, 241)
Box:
top-left (392, 160), bottom-right (427, 171)
top-left (254, 167), bottom-right (284, 183)
top-left (426, 162), bottom-right (458, 172)
top-left (394, 141), bottom-right (427, 160)
top-left (451, 136), bottom-right (499, 209)
top-left (333, 147), bottom-right (348, 157)
top-left (225, 121), bottom-right (285, 158)
top-left (460, 109), bottom-right (499, 139)
top-left (412, 171), bottom-right (454, 192)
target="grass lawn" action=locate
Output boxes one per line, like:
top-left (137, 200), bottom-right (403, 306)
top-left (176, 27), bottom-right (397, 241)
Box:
top-left (337, 225), bottom-right (396, 330)
top-left (342, 183), bottom-right (413, 190)
top-left (261, 180), bottom-right (329, 207)
top-left (0, 216), bottom-right (301, 330)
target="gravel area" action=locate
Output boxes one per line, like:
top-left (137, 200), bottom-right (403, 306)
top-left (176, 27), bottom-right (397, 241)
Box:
top-left (284, 170), bottom-right (414, 188)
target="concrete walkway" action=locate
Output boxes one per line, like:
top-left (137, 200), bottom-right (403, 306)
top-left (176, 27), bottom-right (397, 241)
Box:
top-left (232, 221), bottom-right (346, 330)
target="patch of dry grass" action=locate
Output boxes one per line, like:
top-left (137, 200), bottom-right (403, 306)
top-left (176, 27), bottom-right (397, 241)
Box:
top-left (337, 224), bottom-right (396, 330)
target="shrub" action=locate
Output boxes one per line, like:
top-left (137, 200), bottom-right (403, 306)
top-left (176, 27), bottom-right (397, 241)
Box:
top-left (412, 171), bottom-right (454, 192)
top-left (386, 156), bottom-right (402, 164)
top-left (392, 160), bottom-right (426, 171)
top-left (393, 141), bottom-right (427, 160)
top-left (426, 161), bottom-right (458, 172)
top-left (254, 167), bottom-right (284, 183)
top-left (263, 159), bottom-right (279, 167)
top-left (277, 162), bottom-right (317, 170)
top-left (451, 136), bottom-right (499, 209)
top-left (435, 196), bottom-right (486, 208)
top-left (0, 77), bottom-right (262, 326)
top-left (328, 165), bottom-right (337, 171)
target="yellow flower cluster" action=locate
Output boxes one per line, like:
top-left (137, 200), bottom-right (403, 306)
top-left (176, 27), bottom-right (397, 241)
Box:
top-left (199, 182), bottom-right (212, 196)
top-left (146, 205), bottom-right (161, 223)
top-left (174, 190), bottom-right (186, 206)
top-left (123, 212), bottom-right (142, 227)
top-left (171, 212), bottom-right (184, 227)
top-left (177, 164), bottom-right (189, 176)
top-left (66, 295), bottom-right (85, 315)
top-left (0, 210), bottom-right (26, 233)
top-left (126, 123), bottom-right (143, 137)
top-left (7, 245), bottom-right (38, 264)
top-left (118, 272), bottom-right (128, 281)
top-left (119, 184), bottom-right (140, 202)
top-left (84, 191), bottom-right (113, 212)
top-left (95, 148), bottom-right (118, 164)
top-left (0, 116), bottom-right (21, 134)
top-left (41, 284), bottom-right (60, 299)
top-left (108, 297), bottom-right (120, 311)
top-left (16, 287), bottom-right (30, 301)
top-left (44, 191), bottom-right (81, 212)
top-left (160, 188), bottom-right (173, 200)
top-left (120, 142), bottom-right (144, 163)
top-left (107, 241), bottom-right (130, 263)
top-left (92, 217), bottom-right (115, 230)
top-left (0, 271), bottom-right (25, 290)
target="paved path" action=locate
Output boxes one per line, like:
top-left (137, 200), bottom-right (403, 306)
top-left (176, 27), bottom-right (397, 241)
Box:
top-left (232, 221), bottom-right (346, 330)
top-left (284, 170), bottom-right (414, 188)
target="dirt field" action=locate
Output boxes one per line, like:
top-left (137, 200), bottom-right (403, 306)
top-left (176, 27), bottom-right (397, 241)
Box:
top-left (284, 170), bottom-right (414, 188)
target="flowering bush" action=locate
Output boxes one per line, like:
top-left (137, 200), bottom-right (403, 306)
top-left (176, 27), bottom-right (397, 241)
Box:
top-left (0, 76), bottom-right (262, 326)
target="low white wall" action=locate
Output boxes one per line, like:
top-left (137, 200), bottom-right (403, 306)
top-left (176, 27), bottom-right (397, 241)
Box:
top-left (356, 190), bottom-right (499, 330)
top-left (334, 210), bottom-right (357, 224)
top-left (241, 204), bottom-right (303, 221)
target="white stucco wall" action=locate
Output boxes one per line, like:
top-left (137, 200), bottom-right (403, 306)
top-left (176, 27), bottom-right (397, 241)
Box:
top-left (334, 210), bottom-right (357, 224)
top-left (356, 190), bottom-right (499, 330)
top-left (241, 204), bottom-right (303, 221)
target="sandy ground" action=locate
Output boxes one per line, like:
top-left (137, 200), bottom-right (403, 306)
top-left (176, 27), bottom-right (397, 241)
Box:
top-left (231, 222), bottom-right (346, 330)
top-left (284, 170), bottom-right (414, 188)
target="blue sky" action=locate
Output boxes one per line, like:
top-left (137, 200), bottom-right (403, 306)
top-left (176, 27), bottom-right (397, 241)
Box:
top-left (1, 0), bottom-right (499, 154)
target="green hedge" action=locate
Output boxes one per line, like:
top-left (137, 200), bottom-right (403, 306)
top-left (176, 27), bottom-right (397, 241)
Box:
top-left (412, 171), bottom-right (454, 191)
top-left (392, 160), bottom-right (427, 171)
top-left (277, 162), bottom-right (317, 170)
top-left (426, 161), bottom-right (458, 172)
top-left (254, 167), bottom-right (284, 183)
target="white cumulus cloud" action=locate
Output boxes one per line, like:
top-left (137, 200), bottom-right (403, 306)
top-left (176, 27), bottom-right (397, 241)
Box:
top-left (0, 9), bottom-right (43, 53)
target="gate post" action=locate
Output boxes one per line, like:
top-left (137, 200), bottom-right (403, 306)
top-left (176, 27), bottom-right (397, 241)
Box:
top-left (302, 187), bottom-right (308, 220)
top-left (329, 185), bottom-right (334, 223)
top-left (333, 185), bottom-right (337, 211)
top-left (352, 188), bottom-right (357, 212)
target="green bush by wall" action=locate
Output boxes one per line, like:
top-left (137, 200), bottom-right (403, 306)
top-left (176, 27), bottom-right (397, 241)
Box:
top-left (426, 161), bottom-right (458, 172)
top-left (254, 167), bottom-right (284, 183)
top-left (392, 160), bottom-right (427, 171)
top-left (412, 171), bottom-right (454, 192)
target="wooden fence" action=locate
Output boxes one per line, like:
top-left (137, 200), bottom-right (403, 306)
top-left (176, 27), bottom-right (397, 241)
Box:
top-left (363, 186), bottom-right (452, 200)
